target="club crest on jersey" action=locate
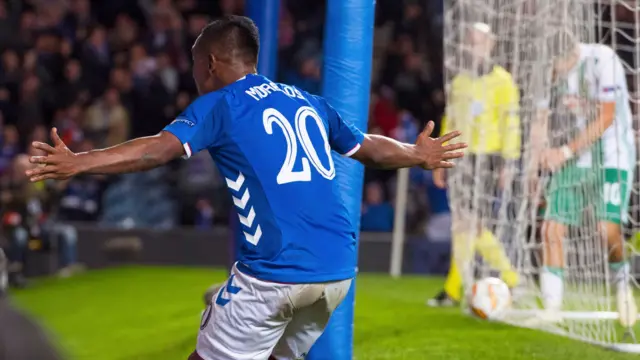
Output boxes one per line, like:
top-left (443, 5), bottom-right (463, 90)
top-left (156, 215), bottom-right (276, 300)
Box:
top-left (470, 101), bottom-right (484, 117)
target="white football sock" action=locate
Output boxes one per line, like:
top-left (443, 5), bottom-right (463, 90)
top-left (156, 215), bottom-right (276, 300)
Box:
top-left (610, 262), bottom-right (631, 293)
top-left (541, 266), bottom-right (564, 311)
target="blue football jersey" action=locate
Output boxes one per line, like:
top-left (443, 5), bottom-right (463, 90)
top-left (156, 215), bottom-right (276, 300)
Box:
top-left (164, 74), bottom-right (364, 283)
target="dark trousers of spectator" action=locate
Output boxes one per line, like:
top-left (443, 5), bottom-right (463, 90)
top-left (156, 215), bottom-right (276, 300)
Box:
top-left (5, 223), bottom-right (78, 276)
top-left (7, 227), bottom-right (28, 269)
top-left (49, 223), bottom-right (78, 269)
top-left (4, 227), bottom-right (28, 288)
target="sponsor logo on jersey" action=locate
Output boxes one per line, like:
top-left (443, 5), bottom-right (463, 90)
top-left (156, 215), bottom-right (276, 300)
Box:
top-left (603, 86), bottom-right (620, 93)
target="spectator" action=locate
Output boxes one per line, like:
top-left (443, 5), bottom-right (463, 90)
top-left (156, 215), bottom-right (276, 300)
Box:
top-left (393, 53), bottom-right (431, 119)
top-left (0, 125), bottom-right (19, 177)
top-left (3, 147), bottom-right (85, 284)
top-left (147, 5), bottom-right (184, 57)
top-left (17, 74), bottom-right (45, 138)
top-left (28, 124), bottom-right (49, 145)
top-left (1, 154), bottom-right (43, 288)
top-left (129, 43), bottom-right (157, 89)
top-left (53, 105), bottom-right (85, 150)
top-left (371, 87), bottom-right (399, 137)
top-left (381, 33), bottom-right (415, 88)
top-left (195, 198), bottom-right (214, 230)
top-left (109, 13), bottom-right (139, 53)
top-left (175, 91), bottom-right (191, 113)
top-left (53, 139), bottom-right (103, 224)
top-left (60, 38), bottom-right (74, 60)
top-left (0, 90), bottom-right (13, 125)
top-left (109, 67), bottom-right (135, 113)
top-left (23, 49), bottom-right (53, 86)
top-left (391, 110), bottom-right (419, 143)
top-left (15, 10), bottom-right (38, 50)
top-left (34, 31), bottom-right (65, 84)
top-left (0, 0), bottom-right (12, 49)
top-left (361, 181), bottom-right (395, 232)
top-left (422, 170), bottom-right (451, 243)
top-left (395, 0), bottom-right (428, 48)
top-left (65, 0), bottom-right (94, 43)
top-left (284, 43), bottom-right (322, 93)
top-left (279, 6), bottom-right (295, 51)
top-left (1, 49), bottom-right (22, 93)
top-left (84, 87), bottom-right (129, 148)
top-left (156, 52), bottom-right (178, 94)
top-left (58, 58), bottom-right (90, 106)
top-left (81, 25), bottom-right (110, 96)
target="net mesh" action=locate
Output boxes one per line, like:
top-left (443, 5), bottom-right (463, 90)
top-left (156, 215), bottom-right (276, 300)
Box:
top-left (444, 0), bottom-right (640, 351)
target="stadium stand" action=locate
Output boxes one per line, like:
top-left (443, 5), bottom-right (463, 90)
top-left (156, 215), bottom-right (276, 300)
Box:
top-left (0, 0), bottom-right (445, 234)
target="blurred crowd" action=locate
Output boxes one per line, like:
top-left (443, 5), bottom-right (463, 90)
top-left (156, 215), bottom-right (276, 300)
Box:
top-left (0, 0), bottom-right (446, 230)
top-left (360, 0), bottom-right (447, 234)
top-left (2, 0), bottom-right (639, 284)
top-left (0, 0), bottom-right (638, 287)
top-left (0, 0), bottom-right (447, 285)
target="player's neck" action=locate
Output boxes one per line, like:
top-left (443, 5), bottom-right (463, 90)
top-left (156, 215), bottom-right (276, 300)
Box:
top-left (474, 57), bottom-right (493, 75)
top-left (220, 64), bottom-right (258, 86)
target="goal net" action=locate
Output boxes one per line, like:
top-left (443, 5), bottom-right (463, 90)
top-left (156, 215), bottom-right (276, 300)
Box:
top-left (444, 0), bottom-right (640, 352)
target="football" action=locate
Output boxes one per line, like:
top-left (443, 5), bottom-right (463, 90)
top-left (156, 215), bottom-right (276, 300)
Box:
top-left (470, 277), bottom-right (511, 320)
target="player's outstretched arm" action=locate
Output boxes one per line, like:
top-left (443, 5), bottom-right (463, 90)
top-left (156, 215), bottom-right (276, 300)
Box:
top-left (25, 128), bottom-right (184, 182)
top-left (351, 121), bottom-right (467, 170)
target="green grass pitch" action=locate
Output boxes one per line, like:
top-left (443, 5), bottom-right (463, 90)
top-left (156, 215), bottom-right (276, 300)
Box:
top-left (10, 266), bottom-right (640, 360)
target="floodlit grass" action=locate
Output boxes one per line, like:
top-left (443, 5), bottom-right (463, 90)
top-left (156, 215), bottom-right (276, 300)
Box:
top-left (10, 266), bottom-right (640, 360)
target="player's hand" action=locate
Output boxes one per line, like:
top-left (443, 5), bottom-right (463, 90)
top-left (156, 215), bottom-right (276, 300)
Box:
top-left (26, 128), bottom-right (82, 182)
top-left (540, 147), bottom-right (568, 172)
top-left (432, 168), bottom-right (447, 188)
top-left (416, 121), bottom-right (467, 170)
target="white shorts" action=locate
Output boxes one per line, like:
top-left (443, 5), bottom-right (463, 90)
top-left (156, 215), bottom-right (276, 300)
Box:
top-left (196, 263), bottom-right (352, 360)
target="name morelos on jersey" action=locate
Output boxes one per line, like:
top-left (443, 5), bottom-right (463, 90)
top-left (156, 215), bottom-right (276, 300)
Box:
top-left (164, 74), bottom-right (364, 284)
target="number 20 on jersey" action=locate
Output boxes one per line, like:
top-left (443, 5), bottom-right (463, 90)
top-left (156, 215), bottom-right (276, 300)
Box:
top-left (263, 107), bottom-right (336, 184)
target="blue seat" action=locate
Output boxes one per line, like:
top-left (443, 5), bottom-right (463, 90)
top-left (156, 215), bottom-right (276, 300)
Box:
top-left (100, 169), bottom-right (178, 229)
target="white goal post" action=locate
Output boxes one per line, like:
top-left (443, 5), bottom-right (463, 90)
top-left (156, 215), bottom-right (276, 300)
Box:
top-left (388, 0), bottom-right (640, 353)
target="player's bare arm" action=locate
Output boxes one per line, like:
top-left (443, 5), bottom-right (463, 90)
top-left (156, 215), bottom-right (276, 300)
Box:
top-left (25, 128), bottom-right (184, 182)
top-left (351, 121), bottom-right (467, 170)
top-left (540, 101), bottom-right (615, 171)
top-left (565, 101), bottom-right (615, 154)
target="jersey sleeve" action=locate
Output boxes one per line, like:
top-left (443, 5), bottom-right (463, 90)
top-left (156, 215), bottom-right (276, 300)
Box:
top-left (314, 95), bottom-right (365, 157)
top-left (163, 92), bottom-right (225, 158)
top-left (596, 50), bottom-right (625, 102)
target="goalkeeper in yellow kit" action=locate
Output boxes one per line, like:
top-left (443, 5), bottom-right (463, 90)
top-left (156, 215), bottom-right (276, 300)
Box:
top-left (428, 23), bottom-right (521, 307)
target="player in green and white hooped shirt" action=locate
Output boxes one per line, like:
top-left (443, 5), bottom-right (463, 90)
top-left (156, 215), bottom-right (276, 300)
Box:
top-left (535, 31), bottom-right (637, 326)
